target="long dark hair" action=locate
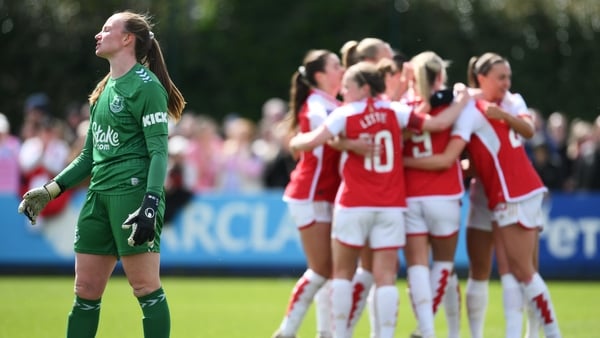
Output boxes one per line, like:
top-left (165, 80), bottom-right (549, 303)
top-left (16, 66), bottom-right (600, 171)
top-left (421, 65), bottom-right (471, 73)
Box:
top-left (287, 49), bottom-right (332, 130)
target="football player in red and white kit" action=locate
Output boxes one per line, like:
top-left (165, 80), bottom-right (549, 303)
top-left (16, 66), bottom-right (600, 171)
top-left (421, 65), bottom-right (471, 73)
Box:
top-left (289, 61), bottom-right (469, 338)
top-left (403, 53), bottom-right (561, 338)
top-left (402, 51), bottom-right (468, 338)
top-left (338, 38), bottom-right (398, 337)
top-left (272, 49), bottom-right (344, 338)
top-left (463, 53), bottom-right (544, 338)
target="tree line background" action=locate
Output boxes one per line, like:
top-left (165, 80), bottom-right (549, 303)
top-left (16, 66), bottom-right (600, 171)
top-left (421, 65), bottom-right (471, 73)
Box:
top-left (1, 0), bottom-right (600, 131)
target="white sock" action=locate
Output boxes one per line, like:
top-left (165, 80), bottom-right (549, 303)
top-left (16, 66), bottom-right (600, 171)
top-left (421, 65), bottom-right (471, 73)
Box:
top-left (331, 278), bottom-right (353, 338)
top-left (443, 272), bottom-right (461, 338)
top-left (524, 297), bottom-right (540, 338)
top-left (430, 261), bottom-right (453, 314)
top-left (466, 278), bottom-right (488, 338)
top-left (367, 286), bottom-right (377, 338)
top-left (501, 273), bottom-right (524, 338)
top-left (347, 267), bottom-right (374, 336)
top-left (374, 285), bottom-right (399, 338)
top-left (522, 273), bottom-right (562, 338)
top-left (315, 279), bottom-right (332, 337)
top-left (278, 269), bottom-right (326, 335)
top-left (408, 265), bottom-right (435, 338)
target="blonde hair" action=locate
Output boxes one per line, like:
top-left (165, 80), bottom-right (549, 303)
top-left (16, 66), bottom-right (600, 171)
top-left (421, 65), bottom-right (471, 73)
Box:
top-left (410, 51), bottom-right (449, 101)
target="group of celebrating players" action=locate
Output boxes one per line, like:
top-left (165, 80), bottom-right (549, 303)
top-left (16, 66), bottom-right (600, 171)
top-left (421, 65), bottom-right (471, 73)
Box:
top-left (272, 37), bottom-right (562, 338)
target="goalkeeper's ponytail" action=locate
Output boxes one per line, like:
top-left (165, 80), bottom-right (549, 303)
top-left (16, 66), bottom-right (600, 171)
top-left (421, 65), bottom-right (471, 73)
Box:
top-left (145, 38), bottom-right (185, 122)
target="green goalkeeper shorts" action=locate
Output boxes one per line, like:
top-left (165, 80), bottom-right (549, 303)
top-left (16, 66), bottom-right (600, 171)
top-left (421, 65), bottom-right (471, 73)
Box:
top-left (74, 188), bottom-right (165, 257)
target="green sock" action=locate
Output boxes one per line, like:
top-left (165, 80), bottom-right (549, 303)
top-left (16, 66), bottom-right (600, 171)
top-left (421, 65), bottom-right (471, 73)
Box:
top-left (138, 287), bottom-right (170, 338)
top-left (66, 296), bottom-right (101, 338)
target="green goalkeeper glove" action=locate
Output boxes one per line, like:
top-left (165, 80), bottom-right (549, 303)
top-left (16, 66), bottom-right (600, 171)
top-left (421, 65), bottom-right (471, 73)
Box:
top-left (122, 192), bottom-right (159, 248)
top-left (17, 181), bottom-right (63, 225)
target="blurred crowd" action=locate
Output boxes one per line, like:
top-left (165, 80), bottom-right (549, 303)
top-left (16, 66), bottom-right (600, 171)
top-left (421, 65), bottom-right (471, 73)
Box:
top-left (525, 108), bottom-right (600, 192)
top-left (0, 93), bottom-right (298, 222)
top-left (1, 93), bottom-right (599, 219)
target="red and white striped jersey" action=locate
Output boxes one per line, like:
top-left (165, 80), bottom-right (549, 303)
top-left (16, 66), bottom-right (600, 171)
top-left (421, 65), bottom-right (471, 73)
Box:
top-left (325, 97), bottom-right (425, 208)
top-left (284, 89), bottom-right (342, 202)
top-left (403, 101), bottom-right (464, 200)
top-left (452, 93), bottom-right (546, 209)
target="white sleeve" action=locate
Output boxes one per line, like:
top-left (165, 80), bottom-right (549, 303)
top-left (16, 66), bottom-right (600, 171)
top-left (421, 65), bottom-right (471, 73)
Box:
top-left (390, 101), bottom-right (413, 127)
top-left (307, 104), bottom-right (328, 130)
top-left (504, 92), bottom-right (529, 117)
top-left (324, 106), bottom-right (347, 136)
top-left (451, 100), bottom-right (477, 141)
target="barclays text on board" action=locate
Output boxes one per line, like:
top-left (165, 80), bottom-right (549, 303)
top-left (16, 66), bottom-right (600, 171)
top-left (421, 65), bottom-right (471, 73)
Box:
top-left (0, 191), bottom-right (598, 278)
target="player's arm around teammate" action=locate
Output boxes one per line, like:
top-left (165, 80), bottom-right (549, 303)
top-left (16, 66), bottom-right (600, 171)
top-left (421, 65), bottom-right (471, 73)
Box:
top-left (290, 61), bottom-right (468, 338)
top-left (18, 11), bottom-right (185, 338)
top-left (405, 53), bottom-right (561, 338)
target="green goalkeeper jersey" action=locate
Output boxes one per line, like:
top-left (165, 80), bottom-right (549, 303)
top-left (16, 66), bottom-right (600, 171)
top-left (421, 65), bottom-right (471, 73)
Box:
top-left (56, 64), bottom-right (169, 196)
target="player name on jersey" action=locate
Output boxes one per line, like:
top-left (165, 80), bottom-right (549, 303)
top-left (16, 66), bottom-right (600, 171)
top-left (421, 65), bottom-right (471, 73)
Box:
top-left (359, 110), bottom-right (388, 129)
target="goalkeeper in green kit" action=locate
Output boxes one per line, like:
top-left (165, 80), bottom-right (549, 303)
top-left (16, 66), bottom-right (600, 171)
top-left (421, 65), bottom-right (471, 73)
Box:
top-left (18, 11), bottom-right (185, 338)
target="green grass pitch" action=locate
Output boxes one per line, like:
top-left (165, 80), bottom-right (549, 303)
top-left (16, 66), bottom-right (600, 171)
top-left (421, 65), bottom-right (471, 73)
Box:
top-left (0, 276), bottom-right (596, 337)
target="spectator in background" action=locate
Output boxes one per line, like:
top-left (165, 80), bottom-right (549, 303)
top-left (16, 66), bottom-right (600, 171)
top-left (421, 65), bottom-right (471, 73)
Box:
top-left (19, 117), bottom-right (72, 222)
top-left (259, 97), bottom-right (287, 138)
top-left (530, 138), bottom-right (563, 191)
top-left (164, 135), bottom-right (194, 223)
top-left (68, 119), bottom-right (90, 163)
top-left (182, 114), bottom-right (223, 193)
top-left (546, 111), bottom-right (573, 189)
top-left (0, 113), bottom-right (21, 196)
top-left (260, 121), bottom-right (296, 189)
top-left (63, 101), bottom-right (88, 145)
top-left (217, 116), bottom-right (264, 192)
top-left (525, 108), bottom-right (564, 191)
top-left (566, 119), bottom-right (592, 191)
top-left (170, 110), bottom-right (197, 138)
top-left (20, 92), bottom-right (51, 140)
top-left (525, 108), bottom-right (554, 159)
top-left (67, 119), bottom-right (91, 191)
top-left (255, 97), bottom-right (297, 189)
top-left (571, 116), bottom-right (600, 191)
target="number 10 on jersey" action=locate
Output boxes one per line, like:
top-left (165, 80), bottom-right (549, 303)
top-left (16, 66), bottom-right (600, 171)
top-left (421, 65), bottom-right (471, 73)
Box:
top-left (360, 131), bottom-right (394, 173)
